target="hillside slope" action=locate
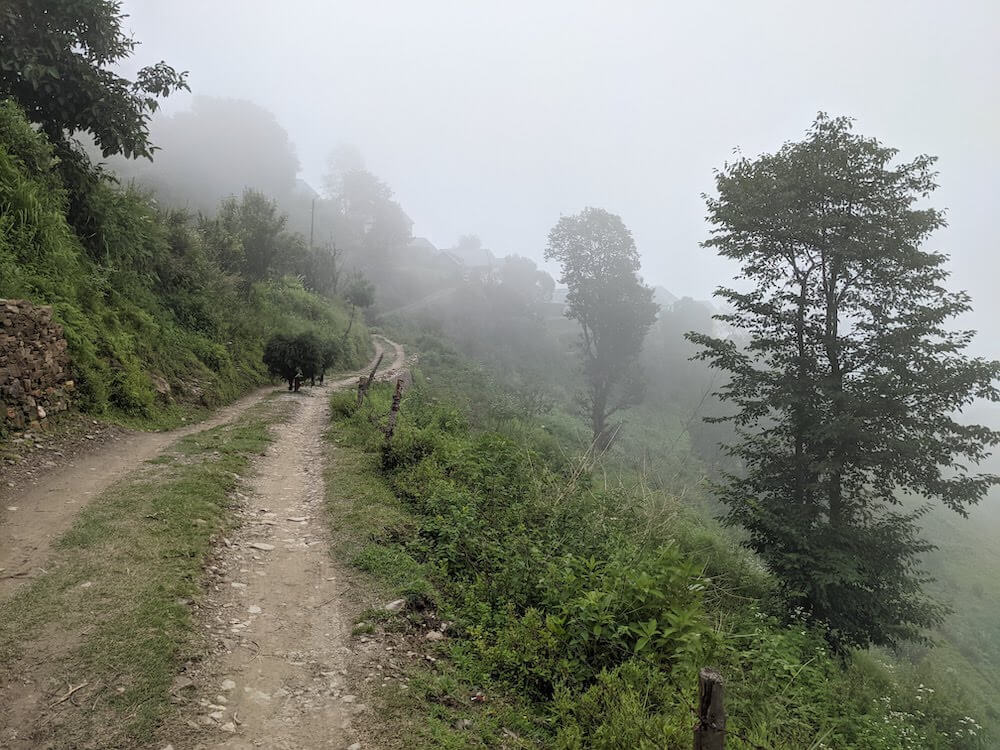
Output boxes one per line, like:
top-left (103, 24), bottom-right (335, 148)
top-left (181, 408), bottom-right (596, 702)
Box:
top-left (0, 100), bottom-right (368, 436)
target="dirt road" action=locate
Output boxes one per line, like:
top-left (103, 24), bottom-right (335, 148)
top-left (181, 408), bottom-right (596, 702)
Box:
top-left (166, 340), bottom-right (410, 749)
top-left (0, 338), bottom-right (403, 599)
top-left (172, 385), bottom-right (354, 749)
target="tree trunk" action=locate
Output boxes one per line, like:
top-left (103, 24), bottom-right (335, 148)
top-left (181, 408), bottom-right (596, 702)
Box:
top-left (793, 278), bottom-right (809, 507)
top-left (823, 253), bottom-right (845, 527)
top-left (591, 386), bottom-right (609, 451)
top-left (343, 304), bottom-right (356, 342)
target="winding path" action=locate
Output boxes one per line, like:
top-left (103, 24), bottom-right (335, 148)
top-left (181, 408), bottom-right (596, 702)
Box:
top-left (0, 338), bottom-right (404, 599)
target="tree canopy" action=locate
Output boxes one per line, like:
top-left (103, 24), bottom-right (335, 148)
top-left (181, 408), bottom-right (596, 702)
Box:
top-left (690, 114), bottom-right (1000, 650)
top-left (0, 0), bottom-right (188, 159)
top-left (101, 97), bottom-right (301, 215)
top-left (545, 207), bottom-right (658, 449)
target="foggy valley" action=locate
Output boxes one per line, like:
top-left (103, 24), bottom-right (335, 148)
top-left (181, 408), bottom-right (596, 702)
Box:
top-left (2, 2), bottom-right (1000, 749)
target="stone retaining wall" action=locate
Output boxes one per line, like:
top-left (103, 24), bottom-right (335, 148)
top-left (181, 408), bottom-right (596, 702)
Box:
top-left (0, 299), bottom-right (73, 431)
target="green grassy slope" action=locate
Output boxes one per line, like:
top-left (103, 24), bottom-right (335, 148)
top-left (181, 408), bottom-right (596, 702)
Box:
top-left (321, 339), bottom-right (990, 749)
top-left (0, 100), bottom-right (368, 433)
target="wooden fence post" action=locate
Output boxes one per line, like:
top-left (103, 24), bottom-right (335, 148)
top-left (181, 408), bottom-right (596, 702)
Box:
top-left (694, 668), bottom-right (725, 750)
top-left (384, 377), bottom-right (405, 441)
top-left (356, 352), bottom-right (384, 407)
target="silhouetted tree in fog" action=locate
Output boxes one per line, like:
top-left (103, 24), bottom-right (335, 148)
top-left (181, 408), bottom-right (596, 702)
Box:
top-left (498, 255), bottom-right (555, 311)
top-left (690, 114), bottom-right (1000, 650)
top-left (545, 207), bottom-right (658, 450)
top-left (104, 97), bottom-right (302, 215)
top-left (324, 165), bottom-right (411, 259)
top-left (342, 272), bottom-right (375, 340)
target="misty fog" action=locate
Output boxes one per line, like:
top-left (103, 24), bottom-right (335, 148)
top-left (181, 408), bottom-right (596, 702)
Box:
top-left (6, 1), bottom-right (1000, 746)
top-left (117, 0), bottom-right (1000, 352)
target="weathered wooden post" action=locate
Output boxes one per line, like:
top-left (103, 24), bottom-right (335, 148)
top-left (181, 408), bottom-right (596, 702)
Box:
top-left (356, 352), bottom-right (384, 407)
top-left (694, 668), bottom-right (725, 750)
top-left (384, 377), bottom-right (405, 441)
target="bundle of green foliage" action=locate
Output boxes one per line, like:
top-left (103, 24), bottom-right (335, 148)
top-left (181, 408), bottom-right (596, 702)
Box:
top-left (262, 331), bottom-right (344, 390)
top-left (264, 333), bottom-right (314, 391)
top-left (328, 359), bottom-right (991, 749)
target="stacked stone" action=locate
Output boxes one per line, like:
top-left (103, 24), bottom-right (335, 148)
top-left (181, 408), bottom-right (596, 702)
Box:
top-left (0, 299), bottom-right (73, 432)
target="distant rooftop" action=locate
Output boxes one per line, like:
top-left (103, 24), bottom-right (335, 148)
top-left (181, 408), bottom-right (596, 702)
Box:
top-left (293, 179), bottom-right (320, 200)
top-left (407, 236), bottom-right (438, 253)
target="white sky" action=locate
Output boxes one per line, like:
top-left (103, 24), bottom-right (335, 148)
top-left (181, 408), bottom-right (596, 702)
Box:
top-left (121, 0), bottom-right (1000, 349)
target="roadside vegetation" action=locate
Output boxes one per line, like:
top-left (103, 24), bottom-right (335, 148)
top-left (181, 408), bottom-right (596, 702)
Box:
top-left (325, 342), bottom-right (990, 749)
top-left (5, 3), bottom-right (1000, 747)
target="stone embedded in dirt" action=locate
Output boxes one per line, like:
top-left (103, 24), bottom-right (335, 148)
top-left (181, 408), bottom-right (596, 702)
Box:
top-left (221, 679), bottom-right (236, 691)
top-left (287, 516), bottom-right (309, 522)
top-left (348, 743), bottom-right (361, 750)
top-left (230, 582), bottom-right (247, 588)
top-left (248, 542), bottom-right (275, 551)
top-left (209, 710), bottom-right (225, 721)
top-left (248, 605), bottom-right (262, 614)
top-left (170, 676), bottom-right (195, 694)
top-left (79, 580), bottom-right (93, 588)
top-left (425, 630), bottom-right (445, 641)
top-left (220, 722), bottom-right (237, 733)
top-left (384, 599), bottom-right (407, 612)
top-left (341, 694), bottom-right (357, 703)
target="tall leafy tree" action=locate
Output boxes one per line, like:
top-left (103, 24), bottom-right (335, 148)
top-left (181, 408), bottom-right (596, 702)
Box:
top-left (324, 166), bottom-right (411, 258)
top-left (689, 114), bottom-right (1000, 649)
top-left (1, 0), bottom-right (188, 254)
top-left (0, 0), bottom-right (188, 159)
top-left (545, 207), bottom-right (658, 449)
top-left (215, 189), bottom-right (287, 283)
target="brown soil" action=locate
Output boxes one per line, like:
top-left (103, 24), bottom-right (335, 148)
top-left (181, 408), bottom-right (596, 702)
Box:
top-left (166, 387), bottom-right (354, 749)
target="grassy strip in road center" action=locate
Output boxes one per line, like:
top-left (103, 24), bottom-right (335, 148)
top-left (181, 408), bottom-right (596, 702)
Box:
top-left (0, 399), bottom-right (286, 749)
